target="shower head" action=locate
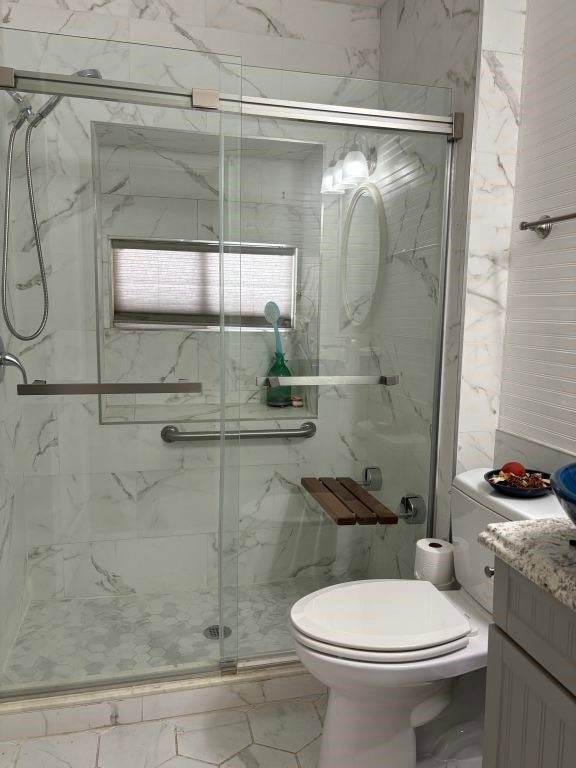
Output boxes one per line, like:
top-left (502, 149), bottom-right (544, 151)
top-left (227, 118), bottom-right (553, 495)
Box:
top-left (7, 91), bottom-right (34, 128)
top-left (31, 67), bottom-right (103, 126)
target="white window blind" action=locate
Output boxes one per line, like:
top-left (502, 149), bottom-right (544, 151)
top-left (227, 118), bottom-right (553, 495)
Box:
top-left (499, 0), bottom-right (576, 455)
top-left (112, 239), bottom-right (296, 329)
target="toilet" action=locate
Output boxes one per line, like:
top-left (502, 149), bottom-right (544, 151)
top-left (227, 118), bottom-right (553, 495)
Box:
top-left (290, 468), bottom-right (563, 768)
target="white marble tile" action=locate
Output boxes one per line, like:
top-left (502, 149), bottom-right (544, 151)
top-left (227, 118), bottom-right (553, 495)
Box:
top-left (100, 194), bottom-right (199, 241)
top-left (136, 469), bottom-right (219, 537)
top-left (161, 758), bottom-right (210, 768)
top-left (15, 731), bottom-right (99, 768)
top-left (62, 534), bottom-right (210, 597)
top-left (494, 430), bottom-right (575, 475)
top-left (0, 712), bottom-right (47, 743)
top-left (458, 344), bottom-right (502, 434)
top-left (261, 674), bottom-right (325, 702)
top-left (0, 743), bottom-right (18, 768)
top-left (176, 710), bottom-right (252, 764)
top-left (456, 431), bottom-right (495, 473)
top-left (141, 682), bottom-right (264, 721)
top-left (21, 405), bottom-right (60, 477)
top-left (481, 0), bottom-right (526, 55)
top-left (222, 744), bottom-right (298, 768)
top-left (248, 700), bottom-right (322, 752)
top-left (42, 698), bottom-right (142, 736)
top-left (283, 0), bottom-right (380, 48)
top-left (24, 473), bottom-right (138, 546)
top-left (98, 719), bottom-right (176, 768)
top-left (206, 0), bottom-right (285, 38)
top-left (27, 545), bottom-right (64, 600)
top-left (476, 51), bottom-right (522, 155)
top-left (126, 0), bottom-right (206, 24)
top-left (297, 736), bottom-right (321, 768)
top-left (55, 398), bottom-right (142, 475)
top-left (281, 37), bottom-right (378, 79)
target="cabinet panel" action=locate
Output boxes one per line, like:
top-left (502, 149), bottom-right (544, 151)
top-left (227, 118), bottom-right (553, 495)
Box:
top-left (493, 561), bottom-right (576, 696)
top-left (484, 626), bottom-right (576, 768)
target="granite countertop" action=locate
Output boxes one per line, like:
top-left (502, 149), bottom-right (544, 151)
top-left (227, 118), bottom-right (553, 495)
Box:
top-left (479, 517), bottom-right (576, 612)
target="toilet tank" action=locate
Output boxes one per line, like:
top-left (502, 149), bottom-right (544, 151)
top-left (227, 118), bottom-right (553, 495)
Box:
top-left (451, 468), bottom-right (563, 614)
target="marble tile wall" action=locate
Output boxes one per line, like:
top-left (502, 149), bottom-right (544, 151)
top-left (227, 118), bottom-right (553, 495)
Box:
top-left (364, 128), bottom-right (449, 575)
top-left (0, 0), bottom-right (383, 676)
top-left (456, 0), bottom-right (526, 476)
top-left (379, 0), bottom-right (482, 536)
top-left (0, 119), bottom-right (28, 672)
top-left (0, 0), bottom-right (381, 82)
top-left (0, 0), bottom-right (455, 687)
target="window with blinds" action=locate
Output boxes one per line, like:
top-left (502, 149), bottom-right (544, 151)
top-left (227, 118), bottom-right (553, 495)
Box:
top-left (111, 239), bottom-right (297, 330)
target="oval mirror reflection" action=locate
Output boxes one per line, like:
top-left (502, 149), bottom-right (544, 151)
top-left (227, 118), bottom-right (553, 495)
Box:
top-left (340, 182), bottom-right (389, 327)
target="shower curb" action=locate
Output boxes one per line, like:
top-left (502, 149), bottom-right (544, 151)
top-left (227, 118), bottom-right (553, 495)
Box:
top-left (0, 664), bottom-right (325, 742)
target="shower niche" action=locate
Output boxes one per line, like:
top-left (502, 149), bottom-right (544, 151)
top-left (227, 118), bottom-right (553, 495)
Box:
top-left (92, 122), bottom-right (322, 424)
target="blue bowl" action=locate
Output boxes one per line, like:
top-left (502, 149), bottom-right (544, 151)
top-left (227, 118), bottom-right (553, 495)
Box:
top-left (550, 463), bottom-right (576, 526)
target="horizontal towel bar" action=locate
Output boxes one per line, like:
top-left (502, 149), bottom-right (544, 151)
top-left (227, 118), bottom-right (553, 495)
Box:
top-left (17, 380), bottom-right (202, 395)
top-left (256, 375), bottom-right (399, 387)
top-left (161, 421), bottom-right (317, 443)
top-left (519, 212), bottom-right (576, 239)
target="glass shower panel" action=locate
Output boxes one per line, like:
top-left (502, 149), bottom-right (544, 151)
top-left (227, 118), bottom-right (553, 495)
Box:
top-left (217, 69), bottom-right (242, 669)
top-left (0, 30), bottom-right (241, 696)
top-left (231, 83), bottom-right (450, 661)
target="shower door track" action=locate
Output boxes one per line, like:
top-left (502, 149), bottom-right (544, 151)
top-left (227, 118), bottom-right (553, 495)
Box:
top-left (0, 67), bottom-right (461, 138)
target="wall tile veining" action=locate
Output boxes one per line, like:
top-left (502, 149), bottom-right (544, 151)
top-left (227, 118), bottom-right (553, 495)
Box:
top-left (379, 0), bottom-right (481, 535)
top-left (0, 0), bottom-right (481, 691)
top-left (0, 0), bottom-right (422, 685)
top-left (457, 0), bottom-right (526, 474)
top-left (0, 0), bottom-right (381, 81)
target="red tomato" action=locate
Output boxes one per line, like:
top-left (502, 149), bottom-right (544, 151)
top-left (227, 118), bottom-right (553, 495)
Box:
top-left (501, 461), bottom-right (526, 476)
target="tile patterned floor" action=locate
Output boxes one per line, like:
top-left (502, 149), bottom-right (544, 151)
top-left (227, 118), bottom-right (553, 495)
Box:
top-left (0, 695), bottom-right (326, 768)
top-left (0, 578), bottom-right (334, 692)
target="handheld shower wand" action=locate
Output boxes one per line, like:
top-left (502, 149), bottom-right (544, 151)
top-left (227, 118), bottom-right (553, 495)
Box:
top-left (1, 67), bottom-right (102, 341)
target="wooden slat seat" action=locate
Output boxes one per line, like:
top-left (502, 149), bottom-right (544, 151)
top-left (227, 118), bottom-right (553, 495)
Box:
top-left (301, 477), bottom-right (398, 525)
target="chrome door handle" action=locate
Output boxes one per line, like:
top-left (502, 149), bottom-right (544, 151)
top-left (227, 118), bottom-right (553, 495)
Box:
top-left (484, 566), bottom-right (495, 578)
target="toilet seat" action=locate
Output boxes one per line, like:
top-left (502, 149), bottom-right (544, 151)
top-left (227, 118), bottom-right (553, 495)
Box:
top-left (291, 624), bottom-right (470, 663)
top-left (290, 580), bottom-right (472, 662)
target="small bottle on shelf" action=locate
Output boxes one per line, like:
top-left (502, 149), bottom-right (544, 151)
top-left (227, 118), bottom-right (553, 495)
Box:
top-left (266, 352), bottom-right (292, 407)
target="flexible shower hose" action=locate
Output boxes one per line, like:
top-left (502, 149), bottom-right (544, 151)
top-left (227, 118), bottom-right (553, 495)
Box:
top-left (1, 119), bottom-right (49, 341)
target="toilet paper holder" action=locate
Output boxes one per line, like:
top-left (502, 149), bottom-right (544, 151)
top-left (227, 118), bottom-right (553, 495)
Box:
top-left (399, 495), bottom-right (427, 524)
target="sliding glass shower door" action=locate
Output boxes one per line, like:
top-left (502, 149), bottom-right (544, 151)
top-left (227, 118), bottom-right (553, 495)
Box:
top-left (0, 29), bottom-right (242, 697)
top-left (228, 68), bottom-right (453, 662)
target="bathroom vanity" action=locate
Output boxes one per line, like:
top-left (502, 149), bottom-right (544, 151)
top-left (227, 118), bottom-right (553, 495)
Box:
top-left (480, 518), bottom-right (576, 767)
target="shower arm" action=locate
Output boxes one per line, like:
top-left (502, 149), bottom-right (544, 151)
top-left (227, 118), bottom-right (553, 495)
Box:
top-left (0, 336), bottom-right (28, 385)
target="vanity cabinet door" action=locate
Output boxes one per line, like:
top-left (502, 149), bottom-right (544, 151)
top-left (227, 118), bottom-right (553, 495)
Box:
top-left (484, 625), bottom-right (576, 768)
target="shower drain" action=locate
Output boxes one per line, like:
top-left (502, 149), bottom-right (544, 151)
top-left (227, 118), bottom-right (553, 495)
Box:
top-left (203, 624), bottom-right (232, 640)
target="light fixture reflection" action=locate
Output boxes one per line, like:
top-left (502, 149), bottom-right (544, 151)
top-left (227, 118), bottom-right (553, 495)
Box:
top-left (333, 157), bottom-right (356, 191)
top-left (321, 161), bottom-right (345, 195)
top-left (342, 143), bottom-right (370, 184)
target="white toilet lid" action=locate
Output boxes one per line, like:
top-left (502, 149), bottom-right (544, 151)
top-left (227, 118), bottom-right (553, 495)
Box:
top-left (290, 580), bottom-right (471, 652)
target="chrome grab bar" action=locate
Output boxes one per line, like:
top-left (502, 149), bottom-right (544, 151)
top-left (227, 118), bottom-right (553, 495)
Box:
top-left (519, 211), bottom-right (576, 239)
top-left (161, 421), bottom-right (317, 443)
top-left (256, 375), bottom-right (399, 387)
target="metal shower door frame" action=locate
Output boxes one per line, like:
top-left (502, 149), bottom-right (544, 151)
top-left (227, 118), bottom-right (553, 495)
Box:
top-left (0, 66), bottom-right (461, 137)
top-left (0, 61), bottom-right (459, 660)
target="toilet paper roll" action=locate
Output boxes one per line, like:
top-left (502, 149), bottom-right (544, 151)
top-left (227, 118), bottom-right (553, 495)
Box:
top-left (414, 538), bottom-right (455, 587)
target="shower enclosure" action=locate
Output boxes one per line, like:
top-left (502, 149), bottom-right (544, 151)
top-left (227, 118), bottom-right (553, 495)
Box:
top-left (0, 28), bottom-right (456, 698)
